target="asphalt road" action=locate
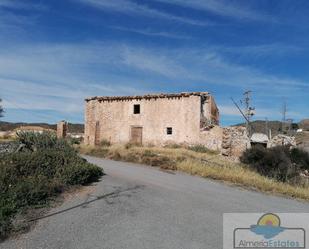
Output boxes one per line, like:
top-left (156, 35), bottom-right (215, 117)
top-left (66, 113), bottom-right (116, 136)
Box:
top-left (2, 156), bottom-right (309, 249)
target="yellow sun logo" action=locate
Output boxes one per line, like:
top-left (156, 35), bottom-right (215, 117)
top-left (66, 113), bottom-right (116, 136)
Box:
top-left (257, 213), bottom-right (281, 227)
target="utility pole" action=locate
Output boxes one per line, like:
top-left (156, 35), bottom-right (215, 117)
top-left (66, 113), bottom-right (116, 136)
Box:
top-left (243, 91), bottom-right (255, 135)
top-left (281, 101), bottom-right (287, 134)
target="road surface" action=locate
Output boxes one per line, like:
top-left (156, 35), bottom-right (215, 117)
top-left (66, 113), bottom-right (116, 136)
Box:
top-left (2, 156), bottom-right (309, 249)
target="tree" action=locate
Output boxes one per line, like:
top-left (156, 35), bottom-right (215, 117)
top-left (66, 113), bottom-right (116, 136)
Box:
top-left (0, 98), bottom-right (3, 118)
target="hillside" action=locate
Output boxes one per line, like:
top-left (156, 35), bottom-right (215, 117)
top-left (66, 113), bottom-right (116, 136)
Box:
top-left (234, 120), bottom-right (299, 136)
top-left (0, 121), bottom-right (84, 133)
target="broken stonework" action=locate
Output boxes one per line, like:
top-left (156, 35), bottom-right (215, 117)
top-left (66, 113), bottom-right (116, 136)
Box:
top-left (57, 121), bottom-right (68, 139)
top-left (221, 126), bottom-right (250, 158)
top-left (268, 134), bottom-right (296, 148)
top-left (199, 125), bottom-right (223, 151)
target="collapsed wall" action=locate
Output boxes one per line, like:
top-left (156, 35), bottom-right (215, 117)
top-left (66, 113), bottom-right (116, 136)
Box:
top-left (199, 125), bottom-right (223, 151)
top-left (268, 134), bottom-right (296, 148)
top-left (221, 126), bottom-right (250, 158)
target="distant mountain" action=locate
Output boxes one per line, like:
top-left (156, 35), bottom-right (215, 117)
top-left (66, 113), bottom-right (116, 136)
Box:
top-left (234, 120), bottom-right (299, 136)
top-left (0, 121), bottom-right (84, 133)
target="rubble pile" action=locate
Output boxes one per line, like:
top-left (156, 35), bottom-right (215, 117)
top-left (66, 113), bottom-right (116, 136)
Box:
top-left (268, 134), bottom-right (296, 148)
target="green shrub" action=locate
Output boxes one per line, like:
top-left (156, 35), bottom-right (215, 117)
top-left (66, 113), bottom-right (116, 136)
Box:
top-left (0, 132), bottom-right (104, 240)
top-left (240, 145), bottom-right (308, 182)
top-left (16, 131), bottom-right (73, 152)
top-left (290, 147), bottom-right (309, 171)
top-left (68, 137), bottom-right (82, 145)
top-left (59, 162), bottom-right (103, 185)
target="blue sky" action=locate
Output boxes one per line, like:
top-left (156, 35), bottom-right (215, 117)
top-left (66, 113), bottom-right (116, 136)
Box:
top-left (0, 0), bottom-right (308, 126)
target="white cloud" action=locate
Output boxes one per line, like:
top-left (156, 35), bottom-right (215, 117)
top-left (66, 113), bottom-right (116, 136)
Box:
top-left (0, 0), bottom-right (45, 39)
top-left (154, 0), bottom-right (272, 21)
top-left (0, 0), bottom-right (28, 9)
top-left (219, 105), bottom-right (283, 119)
top-left (110, 26), bottom-right (191, 39)
top-left (0, 41), bottom-right (307, 123)
top-left (217, 43), bottom-right (304, 57)
top-left (0, 77), bottom-right (143, 120)
top-left (1, 41), bottom-right (306, 93)
top-left (76, 0), bottom-right (209, 26)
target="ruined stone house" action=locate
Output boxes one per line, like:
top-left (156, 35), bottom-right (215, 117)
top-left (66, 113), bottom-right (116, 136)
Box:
top-left (84, 92), bottom-right (220, 148)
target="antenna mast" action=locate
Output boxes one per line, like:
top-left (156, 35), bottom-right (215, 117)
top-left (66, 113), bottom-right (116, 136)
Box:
top-left (281, 101), bottom-right (287, 134)
top-left (243, 90), bottom-right (255, 135)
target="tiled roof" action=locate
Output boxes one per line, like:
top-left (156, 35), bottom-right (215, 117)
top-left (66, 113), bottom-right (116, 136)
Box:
top-left (85, 92), bottom-right (209, 102)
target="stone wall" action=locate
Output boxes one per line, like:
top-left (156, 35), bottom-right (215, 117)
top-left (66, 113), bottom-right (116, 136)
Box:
top-left (221, 126), bottom-right (250, 158)
top-left (57, 121), bottom-right (68, 139)
top-left (199, 126), bottom-right (223, 151)
top-left (84, 93), bottom-right (219, 146)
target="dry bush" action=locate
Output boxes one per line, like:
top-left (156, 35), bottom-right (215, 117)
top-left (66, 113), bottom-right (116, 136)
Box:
top-left (100, 139), bottom-right (111, 147)
top-left (241, 145), bottom-right (309, 183)
top-left (188, 144), bottom-right (219, 154)
top-left (1, 133), bottom-right (103, 241)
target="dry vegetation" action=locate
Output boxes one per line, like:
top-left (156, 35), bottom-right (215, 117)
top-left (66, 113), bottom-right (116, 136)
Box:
top-left (79, 143), bottom-right (309, 201)
top-left (0, 132), bottom-right (103, 241)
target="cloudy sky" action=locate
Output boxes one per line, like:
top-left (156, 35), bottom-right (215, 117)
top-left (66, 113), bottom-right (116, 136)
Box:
top-left (0, 0), bottom-right (308, 125)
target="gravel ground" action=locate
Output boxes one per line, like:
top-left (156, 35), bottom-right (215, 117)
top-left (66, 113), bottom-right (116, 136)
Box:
top-left (1, 156), bottom-right (309, 249)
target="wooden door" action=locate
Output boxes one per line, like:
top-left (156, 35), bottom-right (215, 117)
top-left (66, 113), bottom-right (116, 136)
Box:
top-left (130, 127), bottom-right (143, 145)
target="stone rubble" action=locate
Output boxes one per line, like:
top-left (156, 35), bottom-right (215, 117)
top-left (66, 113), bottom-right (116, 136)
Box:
top-left (268, 134), bottom-right (296, 148)
top-left (221, 126), bottom-right (250, 158)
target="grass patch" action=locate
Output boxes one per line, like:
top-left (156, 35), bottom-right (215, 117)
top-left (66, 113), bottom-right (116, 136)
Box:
top-left (79, 144), bottom-right (309, 201)
top-left (177, 159), bottom-right (309, 200)
top-left (188, 144), bottom-right (219, 154)
top-left (0, 132), bottom-right (103, 241)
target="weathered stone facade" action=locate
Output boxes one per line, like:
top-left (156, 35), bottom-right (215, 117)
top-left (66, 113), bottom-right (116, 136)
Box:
top-left (84, 92), bottom-right (219, 147)
top-left (221, 126), bottom-right (250, 158)
top-left (57, 121), bottom-right (68, 139)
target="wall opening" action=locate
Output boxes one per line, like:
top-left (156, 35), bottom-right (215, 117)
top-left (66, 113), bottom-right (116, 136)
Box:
top-left (133, 104), bottom-right (140, 114)
top-left (166, 127), bottom-right (173, 135)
